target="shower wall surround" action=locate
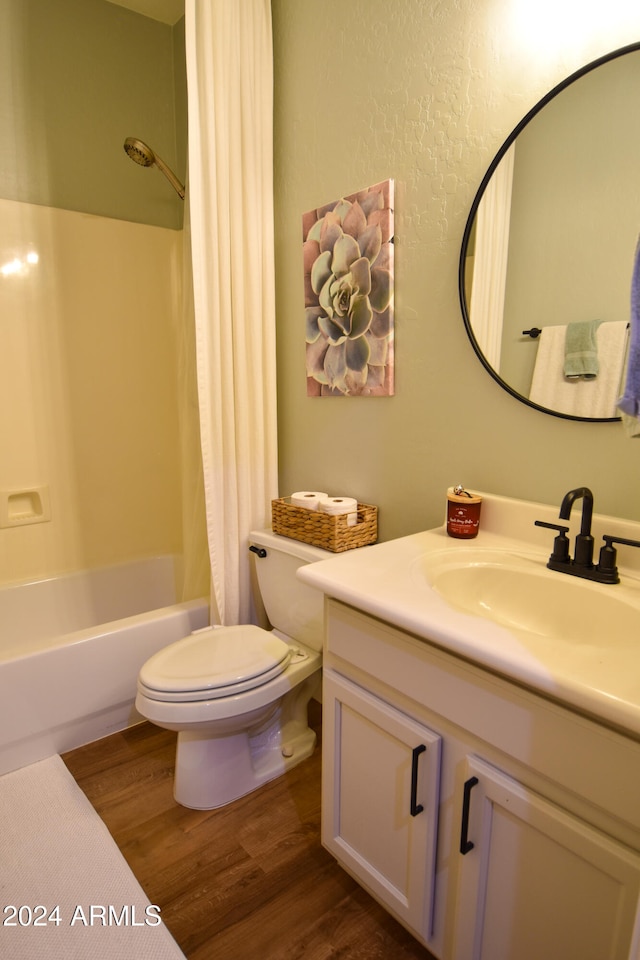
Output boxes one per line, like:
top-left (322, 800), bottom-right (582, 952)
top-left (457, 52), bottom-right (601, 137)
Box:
top-left (273, 0), bottom-right (640, 539)
top-left (0, 0), bottom-right (187, 584)
top-left (0, 199), bottom-right (183, 584)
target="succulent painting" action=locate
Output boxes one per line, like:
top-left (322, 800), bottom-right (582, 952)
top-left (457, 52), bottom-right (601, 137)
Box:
top-left (303, 180), bottom-right (394, 396)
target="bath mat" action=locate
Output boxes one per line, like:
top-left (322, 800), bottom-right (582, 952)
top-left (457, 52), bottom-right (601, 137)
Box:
top-left (0, 755), bottom-right (185, 960)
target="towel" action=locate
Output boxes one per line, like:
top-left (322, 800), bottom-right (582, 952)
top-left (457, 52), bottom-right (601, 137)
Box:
top-left (617, 235), bottom-right (640, 422)
top-left (621, 412), bottom-right (640, 439)
top-left (563, 319), bottom-right (602, 379)
top-left (530, 321), bottom-right (628, 417)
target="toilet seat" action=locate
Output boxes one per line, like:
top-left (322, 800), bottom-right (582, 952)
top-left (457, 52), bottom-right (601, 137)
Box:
top-left (138, 625), bottom-right (293, 703)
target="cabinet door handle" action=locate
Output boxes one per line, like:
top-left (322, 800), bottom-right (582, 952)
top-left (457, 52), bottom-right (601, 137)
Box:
top-left (410, 744), bottom-right (427, 816)
top-left (460, 776), bottom-right (479, 854)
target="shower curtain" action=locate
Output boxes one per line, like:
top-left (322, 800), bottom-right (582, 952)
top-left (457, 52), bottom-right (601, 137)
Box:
top-left (185, 0), bottom-right (278, 626)
top-left (469, 144), bottom-right (515, 372)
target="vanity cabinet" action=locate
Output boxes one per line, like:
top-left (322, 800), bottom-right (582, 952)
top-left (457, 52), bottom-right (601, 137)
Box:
top-left (322, 599), bottom-right (640, 960)
top-left (453, 756), bottom-right (640, 960)
top-left (323, 670), bottom-right (441, 940)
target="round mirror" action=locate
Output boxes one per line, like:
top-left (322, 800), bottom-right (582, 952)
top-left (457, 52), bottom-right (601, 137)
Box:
top-left (459, 42), bottom-right (640, 422)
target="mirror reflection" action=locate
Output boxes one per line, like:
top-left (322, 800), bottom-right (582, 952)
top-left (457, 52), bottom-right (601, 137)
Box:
top-left (460, 43), bottom-right (640, 422)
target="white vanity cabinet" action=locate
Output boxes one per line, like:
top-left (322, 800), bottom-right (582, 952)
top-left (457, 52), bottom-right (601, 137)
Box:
top-left (453, 757), bottom-right (640, 960)
top-left (322, 598), bottom-right (640, 960)
top-left (322, 669), bottom-right (441, 941)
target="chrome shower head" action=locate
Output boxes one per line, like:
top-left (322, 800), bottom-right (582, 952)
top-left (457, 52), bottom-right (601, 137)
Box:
top-left (123, 137), bottom-right (185, 200)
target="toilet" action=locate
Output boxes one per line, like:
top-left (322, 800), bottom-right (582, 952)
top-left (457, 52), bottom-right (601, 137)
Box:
top-left (135, 529), bottom-right (329, 810)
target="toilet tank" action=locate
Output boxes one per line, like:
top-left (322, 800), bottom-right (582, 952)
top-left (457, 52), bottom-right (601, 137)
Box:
top-left (249, 529), bottom-right (332, 652)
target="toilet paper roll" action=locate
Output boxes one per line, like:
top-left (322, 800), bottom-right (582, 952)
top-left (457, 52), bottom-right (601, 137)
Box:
top-left (318, 496), bottom-right (359, 526)
top-left (290, 491), bottom-right (329, 511)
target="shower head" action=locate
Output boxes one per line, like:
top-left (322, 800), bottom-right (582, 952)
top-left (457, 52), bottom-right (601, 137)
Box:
top-left (123, 137), bottom-right (185, 200)
top-left (124, 136), bottom-right (155, 167)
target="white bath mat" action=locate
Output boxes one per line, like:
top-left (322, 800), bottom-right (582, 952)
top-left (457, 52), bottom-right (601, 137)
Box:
top-left (0, 755), bottom-right (185, 960)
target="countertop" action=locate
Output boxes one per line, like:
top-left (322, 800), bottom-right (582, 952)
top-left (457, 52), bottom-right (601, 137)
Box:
top-left (296, 493), bottom-right (640, 739)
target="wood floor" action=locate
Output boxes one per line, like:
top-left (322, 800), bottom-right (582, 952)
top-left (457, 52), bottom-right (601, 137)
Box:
top-left (62, 703), bottom-right (435, 960)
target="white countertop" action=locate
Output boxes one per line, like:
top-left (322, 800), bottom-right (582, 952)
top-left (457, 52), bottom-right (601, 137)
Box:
top-left (297, 492), bottom-right (640, 739)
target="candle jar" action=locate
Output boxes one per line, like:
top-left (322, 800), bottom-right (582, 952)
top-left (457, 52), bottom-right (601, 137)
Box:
top-left (446, 487), bottom-right (483, 539)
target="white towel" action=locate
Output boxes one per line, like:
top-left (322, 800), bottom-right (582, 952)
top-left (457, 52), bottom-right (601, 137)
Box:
top-left (529, 321), bottom-right (628, 418)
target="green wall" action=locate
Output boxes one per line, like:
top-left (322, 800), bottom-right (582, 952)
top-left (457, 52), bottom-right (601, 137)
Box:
top-left (272, 0), bottom-right (640, 541)
top-left (0, 0), bottom-right (186, 229)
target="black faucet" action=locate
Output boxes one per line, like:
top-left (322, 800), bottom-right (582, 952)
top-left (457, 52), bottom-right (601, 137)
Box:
top-left (535, 487), bottom-right (640, 584)
top-left (559, 486), bottom-right (594, 568)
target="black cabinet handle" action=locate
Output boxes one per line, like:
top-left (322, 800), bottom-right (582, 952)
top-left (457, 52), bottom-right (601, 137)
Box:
top-left (460, 776), bottom-right (479, 854)
top-left (410, 744), bottom-right (427, 816)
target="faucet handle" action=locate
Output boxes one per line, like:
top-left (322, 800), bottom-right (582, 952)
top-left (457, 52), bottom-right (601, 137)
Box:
top-left (596, 535), bottom-right (640, 584)
top-left (534, 520), bottom-right (570, 564)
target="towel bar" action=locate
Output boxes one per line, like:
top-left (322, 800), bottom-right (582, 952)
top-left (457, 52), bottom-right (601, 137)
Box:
top-left (523, 323), bottom-right (629, 340)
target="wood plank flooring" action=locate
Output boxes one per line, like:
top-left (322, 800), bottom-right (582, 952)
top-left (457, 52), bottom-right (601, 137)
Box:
top-left (62, 704), bottom-right (436, 960)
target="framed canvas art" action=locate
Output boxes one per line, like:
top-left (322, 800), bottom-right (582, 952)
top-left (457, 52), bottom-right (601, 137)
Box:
top-left (303, 179), bottom-right (394, 397)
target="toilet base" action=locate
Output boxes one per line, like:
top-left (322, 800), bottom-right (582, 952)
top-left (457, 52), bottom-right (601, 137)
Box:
top-left (173, 676), bottom-right (320, 809)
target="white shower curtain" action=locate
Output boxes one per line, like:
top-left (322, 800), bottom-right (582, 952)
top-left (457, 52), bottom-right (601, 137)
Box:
top-left (185, 0), bottom-right (279, 626)
top-left (469, 144), bottom-right (515, 372)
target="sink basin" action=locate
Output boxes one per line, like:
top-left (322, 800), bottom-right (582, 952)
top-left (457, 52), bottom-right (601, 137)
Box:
top-left (415, 548), bottom-right (640, 646)
top-left (298, 492), bottom-right (640, 736)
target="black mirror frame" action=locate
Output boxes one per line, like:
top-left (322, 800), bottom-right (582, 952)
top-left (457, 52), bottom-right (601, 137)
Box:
top-left (459, 40), bottom-right (640, 423)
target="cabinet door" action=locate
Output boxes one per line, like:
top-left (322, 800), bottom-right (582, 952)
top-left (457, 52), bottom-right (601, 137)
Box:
top-left (454, 756), bottom-right (640, 960)
top-left (322, 669), bottom-right (441, 943)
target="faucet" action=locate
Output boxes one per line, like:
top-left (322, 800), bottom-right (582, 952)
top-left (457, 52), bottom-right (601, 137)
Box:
top-left (535, 486), bottom-right (640, 584)
top-left (559, 486), bottom-right (594, 568)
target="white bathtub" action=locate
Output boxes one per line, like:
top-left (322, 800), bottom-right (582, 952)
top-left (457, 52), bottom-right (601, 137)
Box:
top-left (0, 557), bottom-right (209, 776)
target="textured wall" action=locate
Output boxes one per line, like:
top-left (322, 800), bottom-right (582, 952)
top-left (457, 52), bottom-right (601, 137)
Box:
top-left (273, 0), bottom-right (640, 539)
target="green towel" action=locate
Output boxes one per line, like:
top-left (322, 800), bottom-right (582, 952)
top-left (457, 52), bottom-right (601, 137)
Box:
top-left (563, 319), bottom-right (602, 379)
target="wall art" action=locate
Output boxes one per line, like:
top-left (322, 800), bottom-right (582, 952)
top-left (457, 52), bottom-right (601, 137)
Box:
top-left (303, 179), bottom-right (394, 396)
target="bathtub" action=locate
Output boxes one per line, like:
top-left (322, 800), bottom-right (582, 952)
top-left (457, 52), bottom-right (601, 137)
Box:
top-left (0, 557), bottom-right (209, 776)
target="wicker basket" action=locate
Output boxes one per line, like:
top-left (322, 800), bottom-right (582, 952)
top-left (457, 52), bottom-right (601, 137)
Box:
top-left (271, 498), bottom-right (377, 552)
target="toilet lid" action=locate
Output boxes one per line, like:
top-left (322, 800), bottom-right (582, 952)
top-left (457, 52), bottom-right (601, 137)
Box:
top-left (138, 625), bottom-right (292, 702)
